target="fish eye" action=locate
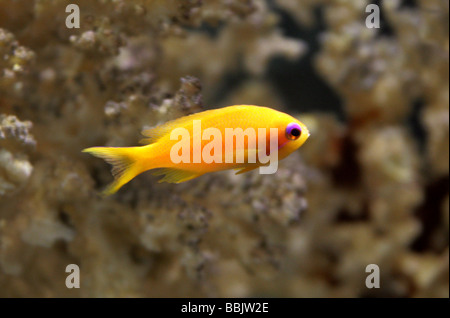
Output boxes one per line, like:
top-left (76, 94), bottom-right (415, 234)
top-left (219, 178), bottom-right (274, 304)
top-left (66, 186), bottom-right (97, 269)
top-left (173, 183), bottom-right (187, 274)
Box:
top-left (286, 122), bottom-right (302, 140)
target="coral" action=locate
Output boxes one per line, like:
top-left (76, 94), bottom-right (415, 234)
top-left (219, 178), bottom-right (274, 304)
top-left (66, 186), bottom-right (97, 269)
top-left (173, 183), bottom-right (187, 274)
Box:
top-left (0, 0), bottom-right (448, 298)
top-left (305, 0), bottom-right (449, 297)
top-left (0, 115), bottom-right (35, 196)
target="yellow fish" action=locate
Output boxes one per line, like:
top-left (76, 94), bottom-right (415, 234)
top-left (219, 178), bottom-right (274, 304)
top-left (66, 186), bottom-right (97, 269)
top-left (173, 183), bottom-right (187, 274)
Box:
top-left (83, 105), bottom-right (309, 195)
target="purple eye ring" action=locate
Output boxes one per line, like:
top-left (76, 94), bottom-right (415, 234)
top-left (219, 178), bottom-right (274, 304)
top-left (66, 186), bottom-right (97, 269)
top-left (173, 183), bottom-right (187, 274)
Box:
top-left (286, 122), bottom-right (302, 140)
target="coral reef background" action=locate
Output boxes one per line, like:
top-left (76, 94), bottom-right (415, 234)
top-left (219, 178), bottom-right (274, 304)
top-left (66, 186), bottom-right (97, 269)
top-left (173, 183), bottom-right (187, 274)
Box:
top-left (0, 0), bottom-right (448, 297)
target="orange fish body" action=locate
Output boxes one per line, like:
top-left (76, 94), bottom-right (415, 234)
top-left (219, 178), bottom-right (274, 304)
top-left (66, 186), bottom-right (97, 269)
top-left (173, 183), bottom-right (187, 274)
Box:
top-left (83, 105), bottom-right (309, 195)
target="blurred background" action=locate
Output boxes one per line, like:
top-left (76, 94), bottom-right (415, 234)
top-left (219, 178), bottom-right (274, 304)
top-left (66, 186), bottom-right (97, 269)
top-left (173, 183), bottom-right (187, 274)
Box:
top-left (0, 0), bottom-right (448, 297)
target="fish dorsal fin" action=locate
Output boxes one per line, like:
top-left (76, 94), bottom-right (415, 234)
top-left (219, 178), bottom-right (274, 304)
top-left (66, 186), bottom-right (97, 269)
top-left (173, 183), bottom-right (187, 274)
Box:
top-left (140, 109), bottom-right (218, 144)
top-left (140, 105), bottom-right (257, 145)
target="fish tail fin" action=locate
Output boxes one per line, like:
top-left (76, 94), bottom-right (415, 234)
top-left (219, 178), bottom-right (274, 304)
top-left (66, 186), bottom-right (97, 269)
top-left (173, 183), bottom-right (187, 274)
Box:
top-left (82, 146), bottom-right (148, 195)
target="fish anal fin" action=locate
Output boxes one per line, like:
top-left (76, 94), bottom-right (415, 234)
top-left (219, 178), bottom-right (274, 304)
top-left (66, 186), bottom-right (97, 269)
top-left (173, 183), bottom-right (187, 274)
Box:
top-left (235, 165), bottom-right (260, 175)
top-left (152, 168), bottom-right (201, 183)
top-left (224, 148), bottom-right (259, 165)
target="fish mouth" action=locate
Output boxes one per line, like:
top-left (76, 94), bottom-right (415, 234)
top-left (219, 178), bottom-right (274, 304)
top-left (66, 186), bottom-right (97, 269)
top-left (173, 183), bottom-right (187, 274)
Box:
top-left (304, 128), bottom-right (310, 138)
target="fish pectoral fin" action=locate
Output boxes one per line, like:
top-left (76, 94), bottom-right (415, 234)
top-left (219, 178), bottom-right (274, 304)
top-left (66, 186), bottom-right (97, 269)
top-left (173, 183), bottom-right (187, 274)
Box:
top-left (235, 165), bottom-right (260, 175)
top-left (152, 168), bottom-right (201, 183)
